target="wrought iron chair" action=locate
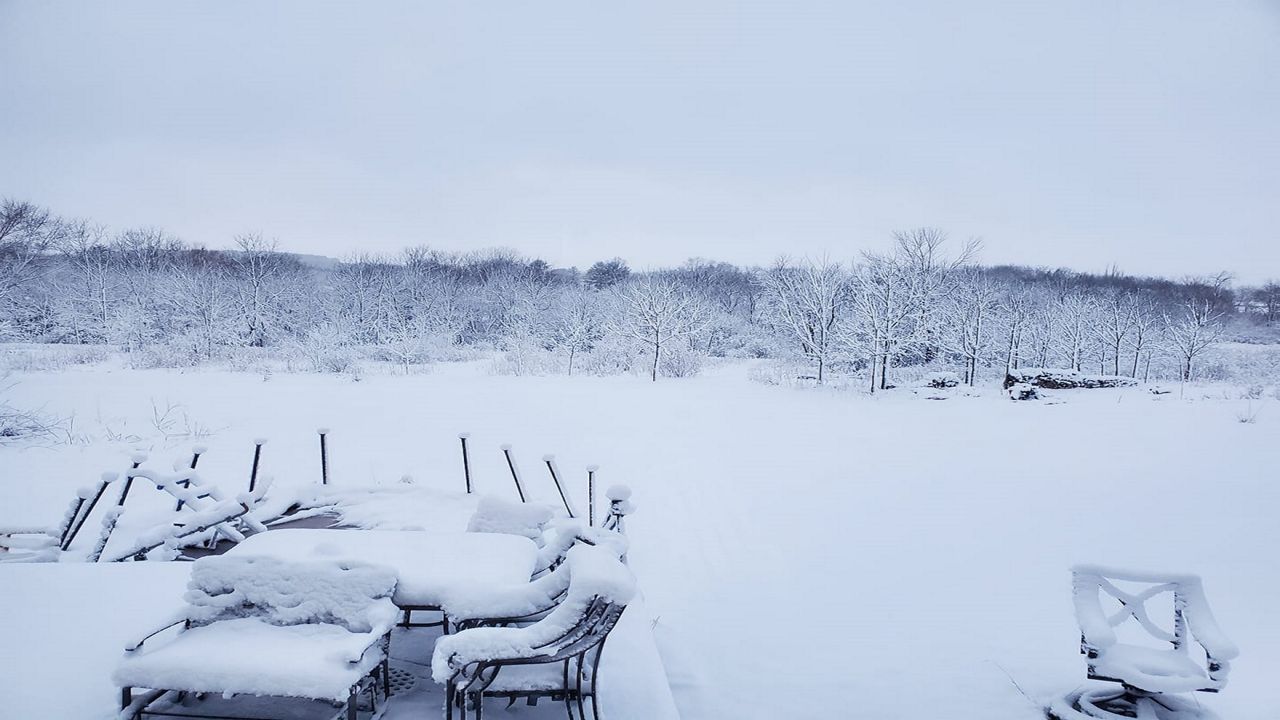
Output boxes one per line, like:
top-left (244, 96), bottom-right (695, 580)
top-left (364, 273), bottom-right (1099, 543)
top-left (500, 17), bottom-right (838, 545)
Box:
top-left (433, 545), bottom-right (636, 720)
top-left (115, 555), bottom-right (399, 720)
top-left (1050, 565), bottom-right (1239, 720)
top-left (444, 526), bottom-right (628, 633)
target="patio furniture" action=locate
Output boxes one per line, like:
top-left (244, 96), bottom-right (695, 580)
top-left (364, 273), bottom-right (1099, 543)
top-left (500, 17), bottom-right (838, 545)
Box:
top-left (226, 528), bottom-right (539, 631)
top-left (433, 545), bottom-right (636, 720)
top-left (115, 555), bottom-right (398, 720)
top-left (1049, 565), bottom-right (1239, 720)
top-left (443, 526), bottom-right (628, 632)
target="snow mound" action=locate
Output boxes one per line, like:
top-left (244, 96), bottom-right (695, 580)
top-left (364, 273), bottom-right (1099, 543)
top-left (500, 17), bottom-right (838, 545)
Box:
top-left (185, 555), bottom-right (398, 633)
top-left (467, 495), bottom-right (555, 540)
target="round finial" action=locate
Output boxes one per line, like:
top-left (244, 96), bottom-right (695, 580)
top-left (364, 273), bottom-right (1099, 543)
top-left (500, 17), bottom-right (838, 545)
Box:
top-left (459, 432), bottom-right (471, 439)
top-left (130, 452), bottom-right (148, 464)
top-left (399, 474), bottom-right (415, 485)
top-left (254, 437), bottom-right (268, 445)
top-left (192, 444), bottom-right (208, 455)
top-left (586, 464), bottom-right (600, 472)
top-left (606, 484), bottom-right (632, 501)
top-left (500, 443), bottom-right (513, 451)
top-left (542, 454), bottom-right (555, 462)
top-left (317, 427), bottom-right (330, 435)
top-left (101, 471), bottom-right (119, 483)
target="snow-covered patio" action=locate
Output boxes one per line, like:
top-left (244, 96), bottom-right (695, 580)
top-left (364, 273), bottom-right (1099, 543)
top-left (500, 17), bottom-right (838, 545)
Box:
top-left (2, 361), bottom-right (1278, 719)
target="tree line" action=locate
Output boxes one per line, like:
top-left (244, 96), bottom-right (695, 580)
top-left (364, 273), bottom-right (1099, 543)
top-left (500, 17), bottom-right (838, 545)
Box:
top-left (2, 197), bottom-right (1276, 384)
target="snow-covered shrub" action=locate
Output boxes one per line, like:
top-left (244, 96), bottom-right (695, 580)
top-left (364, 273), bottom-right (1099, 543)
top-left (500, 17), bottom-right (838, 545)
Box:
top-left (660, 344), bottom-right (704, 378)
top-left (490, 335), bottom-right (558, 376)
top-left (1008, 382), bottom-right (1039, 401)
top-left (129, 340), bottom-right (203, 369)
top-left (292, 325), bottom-right (357, 374)
top-left (575, 335), bottom-right (641, 377)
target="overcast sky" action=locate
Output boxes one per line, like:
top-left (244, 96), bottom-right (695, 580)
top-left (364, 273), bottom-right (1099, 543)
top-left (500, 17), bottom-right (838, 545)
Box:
top-left (2, 1), bottom-right (1278, 281)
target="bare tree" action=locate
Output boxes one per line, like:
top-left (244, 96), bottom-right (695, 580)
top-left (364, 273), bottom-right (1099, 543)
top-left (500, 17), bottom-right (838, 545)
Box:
top-left (230, 233), bottom-right (303, 347)
top-left (946, 270), bottom-right (1001, 385)
top-left (622, 278), bottom-right (706, 382)
top-left (1097, 290), bottom-right (1136, 376)
top-left (1164, 299), bottom-right (1223, 382)
top-left (761, 257), bottom-right (848, 383)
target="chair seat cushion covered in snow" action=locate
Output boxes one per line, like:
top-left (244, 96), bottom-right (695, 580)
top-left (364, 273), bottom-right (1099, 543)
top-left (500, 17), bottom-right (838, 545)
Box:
top-left (114, 555), bottom-right (398, 703)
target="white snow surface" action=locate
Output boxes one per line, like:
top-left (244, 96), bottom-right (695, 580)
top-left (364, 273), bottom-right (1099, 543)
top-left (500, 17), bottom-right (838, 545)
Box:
top-left (184, 555), bottom-right (398, 633)
top-left (467, 494), bottom-right (555, 539)
top-left (2, 361), bottom-right (1279, 718)
top-left (226, 528), bottom-right (539, 608)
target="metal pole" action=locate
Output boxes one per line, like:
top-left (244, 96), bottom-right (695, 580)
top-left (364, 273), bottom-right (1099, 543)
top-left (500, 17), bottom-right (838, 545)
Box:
top-left (318, 428), bottom-right (330, 485)
top-left (500, 444), bottom-right (526, 502)
top-left (175, 445), bottom-right (204, 512)
top-left (61, 472), bottom-right (117, 551)
top-left (586, 465), bottom-right (598, 526)
top-left (543, 455), bottom-right (574, 517)
top-left (248, 438), bottom-right (266, 494)
top-left (459, 433), bottom-right (472, 494)
top-left (117, 454), bottom-right (146, 507)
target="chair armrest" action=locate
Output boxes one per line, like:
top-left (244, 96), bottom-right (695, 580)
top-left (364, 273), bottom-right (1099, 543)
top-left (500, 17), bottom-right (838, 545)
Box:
top-left (343, 628), bottom-right (393, 665)
top-left (125, 613), bottom-right (189, 652)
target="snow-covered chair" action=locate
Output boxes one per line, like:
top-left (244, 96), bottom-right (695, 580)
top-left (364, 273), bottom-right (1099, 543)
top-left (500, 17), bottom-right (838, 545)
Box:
top-left (1050, 565), bottom-right (1239, 720)
top-left (443, 528), bottom-right (628, 632)
top-left (115, 555), bottom-right (399, 720)
top-left (432, 545), bottom-right (636, 720)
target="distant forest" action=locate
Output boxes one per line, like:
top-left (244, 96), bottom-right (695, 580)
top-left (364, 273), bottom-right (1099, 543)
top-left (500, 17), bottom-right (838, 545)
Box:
top-left (3, 197), bottom-right (1278, 385)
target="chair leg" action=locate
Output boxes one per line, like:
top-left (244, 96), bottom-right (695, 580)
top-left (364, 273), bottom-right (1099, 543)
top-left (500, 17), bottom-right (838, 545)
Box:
top-left (473, 692), bottom-right (483, 720)
top-left (347, 686), bottom-right (358, 720)
top-left (382, 659), bottom-right (391, 698)
top-left (574, 657), bottom-right (586, 720)
top-left (562, 661), bottom-right (575, 720)
top-left (121, 687), bottom-right (132, 711)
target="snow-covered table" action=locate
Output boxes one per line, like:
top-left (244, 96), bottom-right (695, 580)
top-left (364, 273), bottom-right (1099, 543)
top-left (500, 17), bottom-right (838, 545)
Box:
top-left (226, 529), bottom-right (539, 609)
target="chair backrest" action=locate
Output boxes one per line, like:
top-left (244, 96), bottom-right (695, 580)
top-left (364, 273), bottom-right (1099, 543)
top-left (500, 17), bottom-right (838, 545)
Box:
top-left (185, 555), bottom-right (397, 633)
top-left (467, 496), bottom-right (554, 541)
top-left (526, 545), bottom-right (635, 655)
top-left (1071, 565), bottom-right (1238, 667)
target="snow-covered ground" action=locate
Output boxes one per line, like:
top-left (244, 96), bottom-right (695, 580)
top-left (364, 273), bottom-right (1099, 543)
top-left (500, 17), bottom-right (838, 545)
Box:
top-left (2, 360), bottom-right (1277, 719)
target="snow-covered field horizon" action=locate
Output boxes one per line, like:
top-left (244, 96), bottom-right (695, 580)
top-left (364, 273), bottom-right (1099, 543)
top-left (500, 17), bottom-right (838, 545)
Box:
top-left (3, 359), bottom-right (1277, 719)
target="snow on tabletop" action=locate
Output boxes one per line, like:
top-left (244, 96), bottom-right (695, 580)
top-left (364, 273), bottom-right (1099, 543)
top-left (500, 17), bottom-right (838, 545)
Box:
top-left (466, 495), bottom-right (555, 540)
top-left (431, 545), bottom-right (636, 683)
top-left (226, 528), bottom-right (539, 607)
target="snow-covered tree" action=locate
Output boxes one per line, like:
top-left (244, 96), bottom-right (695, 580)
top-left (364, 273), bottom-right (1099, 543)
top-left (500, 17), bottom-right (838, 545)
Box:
top-left (761, 257), bottom-right (848, 383)
top-left (621, 278), bottom-right (706, 382)
top-left (1164, 299), bottom-right (1223, 382)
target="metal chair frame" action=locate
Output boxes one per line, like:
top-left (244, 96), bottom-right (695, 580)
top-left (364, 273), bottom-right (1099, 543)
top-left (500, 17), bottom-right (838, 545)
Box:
top-left (445, 597), bottom-right (627, 720)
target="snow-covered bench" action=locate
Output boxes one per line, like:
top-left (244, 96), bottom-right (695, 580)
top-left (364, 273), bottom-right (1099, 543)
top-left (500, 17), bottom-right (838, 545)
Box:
top-left (1050, 565), bottom-right (1239, 720)
top-left (114, 555), bottom-right (398, 720)
top-left (433, 544), bottom-right (636, 720)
